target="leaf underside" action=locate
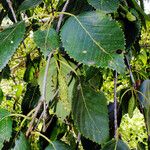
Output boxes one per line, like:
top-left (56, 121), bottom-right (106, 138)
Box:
top-left (0, 21), bottom-right (25, 70)
top-left (72, 82), bottom-right (109, 144)
top-left (61, 11), bottom-right (125, 73)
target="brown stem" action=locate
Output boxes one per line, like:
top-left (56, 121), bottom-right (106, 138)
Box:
top-left (114, 70), bottom-right (118, 139)
top-left (26, 52), bottom-right (53, 137)
top-left (6, 0), bottom-right (17, 23)
top-left (56, 0), bottom-right (70, 32)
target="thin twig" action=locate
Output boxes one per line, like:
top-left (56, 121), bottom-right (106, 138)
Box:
top-left (56, 0), bottom-right (70, 32)
top-left (114, 70), bottom-right (118, 139)
top-left (26, 52), bottom-right (53, 137)
top-left (125, 55), bottom-right (136, 87)
top-left (26, 101), bottom-right (43, 137)
top-left (6, 0), bottom-right (26, 48)
top-left (75, 133), bottom-right (81, 150)
top-left (6, 0), bottom-right (17, 23)
top-left (42, 53), bottom-right (53, 99)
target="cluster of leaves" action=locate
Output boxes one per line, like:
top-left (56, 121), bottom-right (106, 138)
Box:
top-left (0, 0), bottom-right (150, 149)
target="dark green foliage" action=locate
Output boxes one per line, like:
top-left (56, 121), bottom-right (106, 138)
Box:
top-left (21, 83), bottom-right (40, 115)
top-left (45, 140), bottom-right (72, 150)
top-left (34, 28), bottom-right (60, 57)
top-left (138, 80), bottom-right (150, 135)
top-left (0, 65), bottom-right (11, 81)
top-left (81, 136), bottom-right (101, 150)
top-left (72, 82), bottom-right (109, 144)
top-left (13, 132), bottom-right (31, 150)
top-left (0, 88), bottom-right (3, 104)
top-left (87, 0), bottom-right (120, 13)
top-left (102, 139), bottom-right (130, 150)
top-left (18, 0), bottom-right (43, 12)
top-left (124, 9), bottom-right (142, 49)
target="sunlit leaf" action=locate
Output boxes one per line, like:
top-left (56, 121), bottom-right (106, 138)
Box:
top-left (61, 11), bottom-right (125, 73)
top-left (0, 22), bottom-right (25, 70)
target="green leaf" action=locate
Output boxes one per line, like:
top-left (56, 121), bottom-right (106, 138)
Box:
top-left (0, 88), bottom-right (3, 104)
top-left (0, 109), bottom-right (12, 149)
top-left (45, 140), bottom-right (72, 150)
top-left (18, 0), bottom-right (42, 12)
top-left (34, 28), bottom-right (59, 57)
top-left (61, 11), bottom-right (125, 73)
top-left (39, 56), bottom-right (75, 120)
top-left (72, 82), bottom-right (109, 144)
top-left (84, 66), bottom-right (103, 90)
top-left (87, 0), bottom-right (120, 13)
top-left (130, 0), bottom-right (150, 21)
top-left (58, 68), bottom-right (70, 111)
top-left (13, 132), bottom-right (31, 150)
top-left (0, 21), bottom-right (25, 70)
top-left (138, 80), bottom-right (150, 109)
top-left (138, 80), bottom-right (150, 135)
top-left (102, 139), bottom-right (130, 150)
top-left (128, 95), bottom-right (136, 118)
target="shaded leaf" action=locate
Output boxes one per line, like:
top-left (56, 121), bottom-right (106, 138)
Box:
top-left (61, 11), bottom-right (125, 73)
top-left (72, 82), bottom-right (109, 144)
top-left (21, 83), bottom-right (40, 115)
top-left (0, 88), bottom-right (3, 104)
top-left (18, 0), bottom-right (42, 12)
top-left (138, 80), bottom-right (150, 109)
top-left (138, 80), bottom-right (150, 135)
top-left (0, 64), bottom-right (11, 81)
top-left (128, 95), bottom-right (136, 118)
top-left (137, 142), bottom-right (146, 150)
top-left (81, 136), bottom-right (101, 150)
top-left (0, 21), bottom-right (25, 70)
top-left (45, 140), bottom-right (72, 150)
top-left (13, 132), bottom-right (31, 150)
top-left (87, 0), bottom-right (120, 13)
top-left (0, 109), bottom-right (12, 149)
top-left (84, 66), bottom-right (103, 90)
top-left (34, 28), bottom-right (59, 57)
top-left (102, 139), bottom-right (130, 150)
top-left (125, 9), bottom-right (141, 49)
